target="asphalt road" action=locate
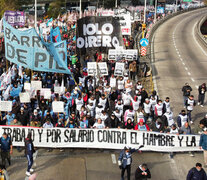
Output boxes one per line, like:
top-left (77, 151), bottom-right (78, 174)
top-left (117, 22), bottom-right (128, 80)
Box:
top-left (152, 8), bottom-right (207, 124)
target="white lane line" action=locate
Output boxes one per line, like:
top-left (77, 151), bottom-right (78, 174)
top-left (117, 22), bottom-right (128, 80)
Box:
top-left (182, 62), bottom-right (185, 65)
top-left (185, 67), bottom-right (188, 70)
top-left (188, 72), bottom-right (191, 76)
top-left (191, 78), bottom-right (195, 82)
top-left (111, 154), bottom-right (117, 164)
top-left (192, 22), bottom-right (207, 57)
top-left (195, 85), bottom-right (199, 89)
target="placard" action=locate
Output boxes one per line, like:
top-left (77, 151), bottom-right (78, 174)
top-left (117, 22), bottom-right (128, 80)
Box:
top-left (114, 62), bottom-right (125, 76)
top-left (0, 101), bottom-right (12, 112)
top-left (52, 101), bottom-right (64, 113)
top-left (40, 88), bottom-right (51, 99)
top-left (98, 62), bottom-right (108, 76)
top-left (24, 83), bottom-right (31, 90)
top-left (87, 62), bottom-right (97, 76)
top-left (126, 49), bottom-right (138, 61)
top-left (19, 92), bottom-right (31, 103)
top-left (108, 49), bottom-right (117, 60)
top-left (54, 86), bottom-right (65, 94)
top-left (31, 81), bottom-right (42, 90)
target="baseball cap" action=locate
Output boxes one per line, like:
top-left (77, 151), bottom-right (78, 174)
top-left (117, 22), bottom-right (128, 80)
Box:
top-left (139, 119), bottom-right (144, 123)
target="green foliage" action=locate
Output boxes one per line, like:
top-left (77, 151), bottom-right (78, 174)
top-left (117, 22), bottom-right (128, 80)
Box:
top-left (47, 0), bottom-right (65, 18)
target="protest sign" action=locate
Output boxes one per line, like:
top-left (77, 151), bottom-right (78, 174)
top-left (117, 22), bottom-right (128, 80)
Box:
top-left (98, 62), bottom-right (108, 76)
top-left (19, 92), bottom-right (31, 103)
top-left (0, 101), bottom-right (12, 112)
top-left (3, 19), bottom-right (70, 75)
top-left (108, 49), bottom-right (117, 60)
top-left (52, 101), bottom-right (64, 113)
top-left (87, 62), bottom-right (97, 76)
top-left (1, 126), bottom-right (201, 152)
top-left (4, 11), bottom-right (25, 26)
top-left (114, 62), bottom-right (125, 76)
top-left (76, 16), bottom-right (123, 54)
top-left (40, 88), bottom-right (51, 99)
top-left (31, 81), bottom-right (42, 90)
top-left (126, 49), bottom-right (138, 61)
top-left (24, 83), bottom-right (31, 90)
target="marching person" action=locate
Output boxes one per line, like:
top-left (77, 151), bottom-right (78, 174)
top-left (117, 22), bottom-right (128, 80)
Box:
top-left (187, 163), bottom-right (207, 180)
top-left (118, 146), bottom-right (143, 180)
top-left (25, 132), bottom-right (35, 176)
top-left (0, 133), bottom-right (12, 169)
top-left (135, 163), bottom-right (151, 180)
top-left (185, 95), bottom-right (196, 124)
top-left (199, 127), bottom-right (207, 168)
top-left (182, 83), bottom-right (192, 108)
top-left (198, 83), bottom-right (206, 107)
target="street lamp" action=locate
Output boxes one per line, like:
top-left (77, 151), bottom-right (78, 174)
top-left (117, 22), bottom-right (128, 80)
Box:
top-left (154, 0), bottom-right (157, 23)
top-left (80, 0), bottom-right (82, 18)
top-left (35, 0), bottom-right (37, 30)
top-left (144, 0), bottom-right (147, 24)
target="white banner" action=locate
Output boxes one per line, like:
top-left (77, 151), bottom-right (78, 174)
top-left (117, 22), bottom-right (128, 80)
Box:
top-left (87, 62), bottom-right (97, 76)
top-left (19, 92), bottom-right (30, 103)
top-left (108, 49), bottom-right (137, 61)
top-left (0, 126), bottom-right (201, 152)
top-left (98, 62), bottom-right (108, 76)
top-left (114, 62), bottom-right (125, 76)
top-left (108, 49), bottom-right (117, 60)
top-left (24, 83), bottom-right (31, 90)
top-left (0, 101), bottom-right (12, 112)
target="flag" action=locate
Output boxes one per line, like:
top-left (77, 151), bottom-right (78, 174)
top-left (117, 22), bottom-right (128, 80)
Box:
top-left (18, 66), bottom-right (23, 78)
top-left (46, 18), bottom-right (53, 27)
top-left (3, 84), bottom-right (11, 100)
top-left (60, 77), bottom-right (65, 95)
top-left (50, 27), bottom-right (61, 43)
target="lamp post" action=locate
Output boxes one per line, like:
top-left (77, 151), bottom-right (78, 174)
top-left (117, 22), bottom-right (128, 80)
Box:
top-left (154, 0), bottom-right (157, 23)
top-left (80, 0), bottom-right (82, 18)
top-left (35, 0), bottom-right (37, 30)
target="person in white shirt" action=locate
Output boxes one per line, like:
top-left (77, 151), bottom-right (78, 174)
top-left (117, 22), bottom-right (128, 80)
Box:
top-left (99, 110), bottom-right (108, 122)
top-left (87, 102), bottom-right (95, 117)
top-left (155, 100), bottom-right (163, 118)
top-left (124, 107), bottom-right (135, 122)
top-left (115, 100), bottom-right (124, 115)
top-left (131, 96), bottom-right (140, 111)
top-left (43, 120), bottom-right (54, 128)
top-left (162, 109), bottom-right (174, 128)
top-left (88, 96), bottom-right (96, 107)
top-left (125, 79), bottom-right (133, 94)
top-left (117, 77), bottom-right (125, 92)
top-left (122, 91), bottom-right (132, 113)
top-left (98, 94), bottom-right (108, 109)
top-left (93, 118), bottom-right (105, 129)
top-left (110, 74), bottom-right (117, 88)
top-left (95, 104), bottom-right (104, 119)
top-left (163, 97), bottom-right (171, 114)
top-left (113, 108), bottom-right (122, 122)
top-left (135, 81), bottom-right (143, 91)
top-left (143, 98), bottom-right (151, 122)
top-left (185, 95), bottom-right (196, 124)
top-left (75, 96), bottom-right (84, 113)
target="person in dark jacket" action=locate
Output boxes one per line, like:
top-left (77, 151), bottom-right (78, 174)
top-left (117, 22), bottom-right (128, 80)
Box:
top-left (198, 83), bottom-right (206, 107)
top-left (135, 163), bottom-right (151, 180)
top-left (150, 118), bottom-right (165, 133)
top-left (105, 114), bottom-right (121, 128)
top-left (187, 163), bottom-right (207, 180)
top-left (199, 128), bottom-right (207, 167)
top-left (200, 114), bottom-right (207, 128)
top-left (124, 118), bottom-right (134, 130)
top-left (16, 107), bottom-right (29, 126)
top-left (118, 146), bottom-right (143, 180)
top-left (25, 132), bottom-right (35, 176)
top-left (182, 83), bottom-right (192, 107)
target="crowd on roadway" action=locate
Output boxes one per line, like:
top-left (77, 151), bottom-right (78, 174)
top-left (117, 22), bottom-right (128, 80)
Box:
top-left (0, 9), bottom-right (206, 138)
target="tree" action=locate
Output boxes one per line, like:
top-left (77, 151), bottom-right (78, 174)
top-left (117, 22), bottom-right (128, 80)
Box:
top-left (47, 0), bottom-right (65, 18)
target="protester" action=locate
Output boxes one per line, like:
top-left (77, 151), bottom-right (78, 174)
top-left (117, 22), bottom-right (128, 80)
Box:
top-left (0, 133), bottom-right (12, 169)
top-left (198, 83), bottom-right (206, 107)
top-left (25, 132), bottom-right (35, 176)
top-left (187, 163), bottom-right (207, 180)
top-left (135, 163), bottom-right (151, 180)
top-left (118, 146), bottom-right (143, 180)
top-left (199, 127), bottom-right (207, 167)
top-left (182, 83), bottom-right (192, 107)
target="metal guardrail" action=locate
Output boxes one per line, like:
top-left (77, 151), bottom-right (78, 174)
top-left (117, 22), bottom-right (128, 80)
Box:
top-left (196, 15), bottom-right (207, 47)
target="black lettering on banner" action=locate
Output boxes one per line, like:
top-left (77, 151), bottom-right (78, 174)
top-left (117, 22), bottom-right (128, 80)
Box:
top-left (6, 43), bottom-right (15, 59)
top-left (143, 132), bottom-right (149, 145)
top-left (17, 49), bottom-right (27, 65)
top-left (186, 136), bottom-right (196, 147)
top-left (70, 130), bottom-right (76, 142)
top-left (171, 136), bottom-right (175, 146)
top-left (55, 129), bottom-right (61, 143)
top-left (32, 36), bottom-right (41, 48)
top-left (11, 34), bottom-right (20, 44)
top-left (149, 134), bottom-right (154, 145)
top-left (37, 129), bottom-right (43, 143)
top-left (5, 28), bottom-right (11, 40)
top-left (98, 130), bottom-right (102, 142)
top-left (35, 52), bottom-right (47, 67)
top-left (12, 128), bottom-right (24, 142)
top-left (49, 56), bottom-right (53, 69)
top-left (47, 129), bottom-right (52, 143)
top-left (130, 132), bottom-right (139, 145)
top-left (178, 136), bottom-right (184, 147)
top-left (2, 128), bottom-right (12, 139)
top-left (64, 129), bottom-right (70, 142)
top-left (28, 129), bottom-right (35, 141)
top-left (21, 36), bottom-right (30, 47)
top-left (122, 131), bottom-right (127, 144)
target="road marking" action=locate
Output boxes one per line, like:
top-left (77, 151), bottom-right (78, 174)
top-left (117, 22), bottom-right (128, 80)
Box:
top-left (111, 154), bottom-right (117, 164)
top-left (185, 67), bottom-right (188, 70)
top-left (182, 62), bottom-right (185, 65)
top-left (191, 78), bottom-right (195, 82)
top-left (192, 22), bottom-right (207, 57)
top-left (195, 85), bottom-right (199, 89)
top-left (188, 72), bottom-right (191, 76)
